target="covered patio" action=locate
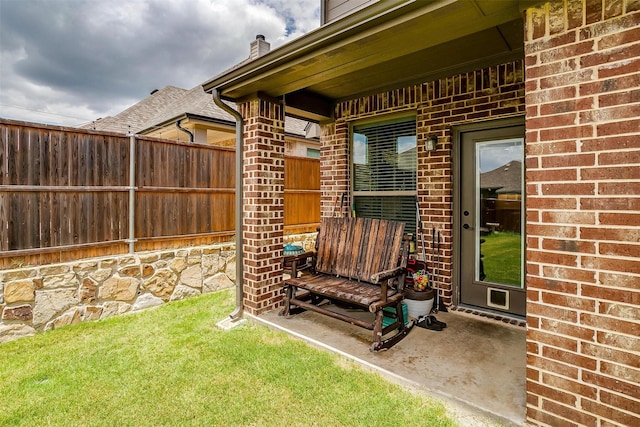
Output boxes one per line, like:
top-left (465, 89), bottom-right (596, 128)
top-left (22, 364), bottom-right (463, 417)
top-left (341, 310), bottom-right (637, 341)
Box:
top-left (204, 0), bottom-right (532, 424)
top-left (255, 308), bottom-right (526, 426)
top-left (205, 0), bottom-right (640, 425)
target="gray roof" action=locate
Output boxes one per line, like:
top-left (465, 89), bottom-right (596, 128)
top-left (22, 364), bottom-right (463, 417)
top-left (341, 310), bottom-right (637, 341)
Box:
top-left (480, 160), bottom-right (522, 194)
top-left (83, 86), bottom-right (188, 134)
top-left (83, 84), bottom-right (310, 138)
top-left (140, 85), bottom-right (234, 131)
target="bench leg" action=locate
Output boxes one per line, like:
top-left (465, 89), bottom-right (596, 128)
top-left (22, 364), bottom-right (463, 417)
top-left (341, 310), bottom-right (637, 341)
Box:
top-left (372, 310), bottom-right (384, 350)
top-left (370, 302), bottom-right (414, 352)
top-left (279, 284), bottom-right (294, 317)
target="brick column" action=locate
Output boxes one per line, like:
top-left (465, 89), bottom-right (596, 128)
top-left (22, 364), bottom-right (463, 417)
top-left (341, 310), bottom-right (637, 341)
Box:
top-left (524, 1), bottom-right (639, 426)
top-left (238, 97), bottom-right (285, 314)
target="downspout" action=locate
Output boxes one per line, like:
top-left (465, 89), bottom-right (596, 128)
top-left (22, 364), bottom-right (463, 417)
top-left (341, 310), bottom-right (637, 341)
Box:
top-left (128, 134), bottom-right (136, 254)
top-left (212, 89), bottom-right (244, 321)
top-left (176, 119), bottom-right (194, 142)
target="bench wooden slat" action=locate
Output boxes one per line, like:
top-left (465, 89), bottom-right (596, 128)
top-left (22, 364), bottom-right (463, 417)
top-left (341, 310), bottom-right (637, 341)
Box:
top-left (349, 217), bottom-right (364, 277)
top-left (286, 274), bottom-right (398, 306)
top-left (357, 218), bottom-right (373, 281)
top-left (336, 218), bottom-right (351, 276)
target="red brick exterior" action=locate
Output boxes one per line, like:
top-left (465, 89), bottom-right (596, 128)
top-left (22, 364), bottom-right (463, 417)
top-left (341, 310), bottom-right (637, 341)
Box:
top-left (323, 61), bottom-right (526, 306)
top-left (238, 97), bottom-right (286, 314)
top-left (319, 121), bottom-right (350, 217)
top-left (524, 1), bottom-right (640, 426)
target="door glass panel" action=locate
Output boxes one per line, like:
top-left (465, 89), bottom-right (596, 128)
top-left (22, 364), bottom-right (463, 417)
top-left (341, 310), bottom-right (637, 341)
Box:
top-left (475, 138), bottom-right (523, 288)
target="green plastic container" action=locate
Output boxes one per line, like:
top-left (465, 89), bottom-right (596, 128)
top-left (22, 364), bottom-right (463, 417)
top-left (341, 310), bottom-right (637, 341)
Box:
top-left (382, 303), bottom-right (409, 327)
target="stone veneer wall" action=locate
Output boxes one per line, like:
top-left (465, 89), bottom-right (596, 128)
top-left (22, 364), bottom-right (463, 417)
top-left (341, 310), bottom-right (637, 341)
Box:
top-left (0, 233), bottom-right (316, 344)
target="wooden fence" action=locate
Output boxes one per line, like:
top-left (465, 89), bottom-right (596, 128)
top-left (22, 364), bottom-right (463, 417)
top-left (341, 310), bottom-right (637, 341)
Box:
top-left (0, 120), bottom-right (320, 268)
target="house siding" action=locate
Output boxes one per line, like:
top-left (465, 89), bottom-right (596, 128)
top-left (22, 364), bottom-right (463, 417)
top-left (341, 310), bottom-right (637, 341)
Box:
top-left (322, 60), bottom-right (526, 307)
top-left (321, 0), bottom-right (378, 24)
top-left (524, 0), bottom-right (640, 426)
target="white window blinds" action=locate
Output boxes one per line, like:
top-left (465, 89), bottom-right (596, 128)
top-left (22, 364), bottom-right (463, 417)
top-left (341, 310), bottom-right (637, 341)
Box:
top-left (352, 118), bottom-right (417, 233)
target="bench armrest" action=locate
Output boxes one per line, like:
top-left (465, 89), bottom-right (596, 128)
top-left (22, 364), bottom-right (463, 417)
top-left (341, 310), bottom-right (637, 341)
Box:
top-left (370, 266), bottom-right (404, 284)
top-left (283, 251), bottom-right (316, 277)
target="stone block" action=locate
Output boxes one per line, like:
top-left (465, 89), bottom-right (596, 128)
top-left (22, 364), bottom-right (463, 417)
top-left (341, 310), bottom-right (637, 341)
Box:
top-left (138, 253), bottom-right (160, 263)
top-left (181, 265), bottom-right (203, 289)
top-left (83, 306), bottom-right (103, 321)
top-left (80, 278), bottom-right (98, 304)
top-left (99, 277), bottom-right (139, 302)
top-left (169, 257), bottom-right (188, 273)
top-left (73, 261), bottom-right (99, 274)
top-left (101, 301), bottom-right (132, 318)
top-left (45, 307), bottom-right (83, 331)
top-left (100, 259), bottom-right (117, 269)
top-left (176, 249), bottom-right (189, 257)
top-left (0, 323), bottom-right (36, 343)
top-left (202, 253), bottom-right (224, 275)
top-left (33, 289), bottom-right (79, 328)
top-left (119, 265), bottom-right (141, 277)
top-left (43, 273), bottom-right (78, 289)
top-left (203, 273), bottom-right (234, 293)
top-left (142, 270), bottom-right (177, 301)
top-left (2, 269), bottom-right (35, 282)
top-left (2, 304), bottom-right (33, 321)
top-left (4, 280), bottom-right (36, 303)
top-left (189, 248), bottom-right (203, 257)
top-left (225, 258), bottom-right (237, 282)
top-left (170, 284), bottom-right (200, 301)
top-left (188, 248), bottom-right (202, 265)
top-left (132, 293), bottom-right (164, 311)
top-left (39, 264), bottom-right (70, 276)
top-left (118, 256), bottom-right (136, 266)
top-left (90, 269), bottom-right (113, 283)
top-left (142, 264), bottom-right (155, 278)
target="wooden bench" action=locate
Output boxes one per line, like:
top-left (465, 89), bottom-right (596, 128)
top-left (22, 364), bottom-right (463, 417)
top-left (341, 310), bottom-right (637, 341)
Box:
top-left (280, 217), bottom-right (414, 351)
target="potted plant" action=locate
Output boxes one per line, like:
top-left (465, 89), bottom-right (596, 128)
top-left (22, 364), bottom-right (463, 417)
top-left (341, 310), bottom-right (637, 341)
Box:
top-left (403, 269), bottom-right (434, 319)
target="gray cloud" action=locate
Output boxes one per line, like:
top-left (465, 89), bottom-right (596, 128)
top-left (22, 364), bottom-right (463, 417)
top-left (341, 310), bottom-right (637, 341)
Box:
top-left (0, 0), bottom-right (320, 125)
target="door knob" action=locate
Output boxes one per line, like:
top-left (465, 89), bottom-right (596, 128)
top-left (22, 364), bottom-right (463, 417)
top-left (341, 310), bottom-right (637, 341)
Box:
top-left (463, 224), bottom-right (471, 230)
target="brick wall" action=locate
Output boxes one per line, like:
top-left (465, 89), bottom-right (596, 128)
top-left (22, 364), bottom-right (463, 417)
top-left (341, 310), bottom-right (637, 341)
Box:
top-left (238, 98), bottom-right (286, 314)
top-left (319, 121), bottom-right (350, 217)
top-left (329, 61), bottom-right (525, 306)
top-left (524, 0), bottom-right (640, 425)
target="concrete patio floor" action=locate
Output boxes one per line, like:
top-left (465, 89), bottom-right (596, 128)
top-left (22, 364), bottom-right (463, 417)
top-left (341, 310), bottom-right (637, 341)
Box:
top-left (253, 306), bottom-right (527, 426)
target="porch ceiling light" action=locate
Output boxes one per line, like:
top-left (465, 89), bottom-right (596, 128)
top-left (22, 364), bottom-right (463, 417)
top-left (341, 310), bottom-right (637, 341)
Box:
top-left (425, 135), bottom-right (438, 152)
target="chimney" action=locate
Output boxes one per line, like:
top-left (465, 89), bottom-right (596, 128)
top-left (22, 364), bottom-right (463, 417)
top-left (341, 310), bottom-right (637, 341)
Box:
top-left (249, 34), bottom-right (270, 60)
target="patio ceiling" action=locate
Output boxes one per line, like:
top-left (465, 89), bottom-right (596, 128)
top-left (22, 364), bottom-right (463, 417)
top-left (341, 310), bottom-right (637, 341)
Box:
top-left (203, 0), bottom-right (542, 121)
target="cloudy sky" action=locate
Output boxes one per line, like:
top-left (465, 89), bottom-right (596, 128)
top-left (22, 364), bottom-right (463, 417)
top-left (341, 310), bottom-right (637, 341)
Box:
top-left (0, 0), bottom-right (320, 127)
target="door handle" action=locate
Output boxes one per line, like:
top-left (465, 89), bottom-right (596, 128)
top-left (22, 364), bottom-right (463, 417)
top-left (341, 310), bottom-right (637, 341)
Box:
top-left (463, 224), bottom-right (472, 230)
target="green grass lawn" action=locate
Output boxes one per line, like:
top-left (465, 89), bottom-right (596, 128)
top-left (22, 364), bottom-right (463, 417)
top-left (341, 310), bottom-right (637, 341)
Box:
top-left (0, 289), bottom-right (456, 427)
top-left (481, 232), bottom-right (522, 286)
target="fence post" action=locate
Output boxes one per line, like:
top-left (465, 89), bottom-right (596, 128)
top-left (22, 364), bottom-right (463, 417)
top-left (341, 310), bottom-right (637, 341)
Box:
top-left (127, 134), bottom-right (136, 253)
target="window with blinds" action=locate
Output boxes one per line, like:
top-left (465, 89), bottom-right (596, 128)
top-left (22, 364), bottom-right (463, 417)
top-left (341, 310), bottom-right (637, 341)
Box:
top-left (352, 117), bottom-right (417, 234)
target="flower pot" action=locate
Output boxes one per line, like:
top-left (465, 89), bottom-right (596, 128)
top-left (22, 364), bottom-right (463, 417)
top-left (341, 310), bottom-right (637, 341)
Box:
top-left (403, 288), bottom-right (434, 319)
top-left (403, 287), bottom-right (434, 301)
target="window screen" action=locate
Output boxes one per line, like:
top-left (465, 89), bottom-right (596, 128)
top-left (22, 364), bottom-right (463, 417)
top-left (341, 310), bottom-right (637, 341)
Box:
top-left (352, 117), bottom-right (416, 234)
